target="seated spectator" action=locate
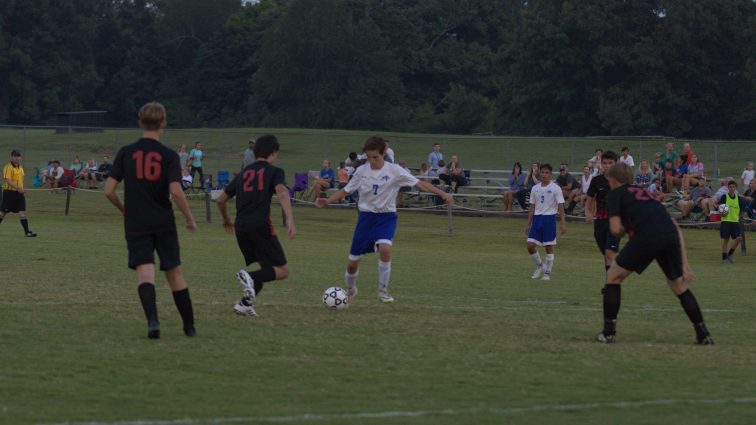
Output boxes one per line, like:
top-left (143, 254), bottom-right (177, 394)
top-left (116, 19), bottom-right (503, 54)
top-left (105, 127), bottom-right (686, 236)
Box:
top-left (741, 161), bottom-right (754, 187)
top-left (575, 165), bottom-right (594, 213)
top-left (308, 159), bottom-right (335, 200)
top-left (742, 178), bottom-right (756, 218)
top-left (619, 147), bottom-right (635, 169)
top-left (682, 154), bottom-right (704, 192)
top-left (634, 160), bottom-right (655, 188)
top-left (714, 177), bottom-right (734, 200)
top-left (181, 168), bottom-right (193, 191)
top-left (647, 177), bottom-right (666, 202)
top-left (345, 152), bottom-right (358, 167)
top-left (96, 155), bottom-right (112, 183)
top-left (664, 155), bottom-right (688, 193)
top-left (69, 155), bottom-right (83, 178)
top-left (439, 155), bottom-right (466, 192)
top-left (588, 148), bottom-right (603, 167)
top-left (44, 160), bottom-right (65, 190)
top-left (677, 176), bottom-right (713, 219)
top-left (81, 159), bottom-right (99, 189)
top-left (504, 162), bottom-right (525, 211)
top-left (653, 152), bottom-right (663, 174)
top-left (660, 159), bottom-right (675, 192)
top-left (337, 161), bottom-right (349, 189)
top-left (556, 163), bottom-right (579, 213)
top-left (419, 163), bottom-right (430, 177)
top-left (517, 163), bottom-right (540, 209)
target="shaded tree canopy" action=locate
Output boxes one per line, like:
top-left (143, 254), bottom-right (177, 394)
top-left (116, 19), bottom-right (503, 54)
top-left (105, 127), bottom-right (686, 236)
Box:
top-left (1, 0), bottom-right (755, 138)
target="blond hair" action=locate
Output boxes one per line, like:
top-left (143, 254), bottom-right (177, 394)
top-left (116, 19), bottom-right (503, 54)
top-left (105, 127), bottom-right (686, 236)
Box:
top-left (138, 102), bottom-right (167, 131)
top-left (608, 163), bottom-right (634, 185)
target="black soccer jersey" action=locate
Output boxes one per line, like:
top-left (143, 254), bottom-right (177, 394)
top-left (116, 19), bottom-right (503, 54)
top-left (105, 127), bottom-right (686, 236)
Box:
top-left (110, 138), bottom-right (182, 235)
top-left (608, 184), bottom-right (676, 238)
top-left (224, 161), bottom-right (286, 232)
top-left (587, 174), bottom-right (611, 220)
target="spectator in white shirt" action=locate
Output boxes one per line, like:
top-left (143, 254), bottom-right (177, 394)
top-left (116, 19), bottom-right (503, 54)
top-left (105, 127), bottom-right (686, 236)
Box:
top-left (619, 147), bottom-right (635, 168)
top-left (44, 160), bottom-right (65, 189)
top-left (741, 161), bottom-right (754, 187)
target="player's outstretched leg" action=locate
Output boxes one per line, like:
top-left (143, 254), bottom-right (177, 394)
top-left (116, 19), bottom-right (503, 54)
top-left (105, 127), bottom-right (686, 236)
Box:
top-left (234, 269), bottom-right (258, 317)
top-left (597, 283), bottom-right (620, 343)
top-left (376, 244), bottom-right (394, 303)
top-left (138, 283), bottom-right (160, 339)
top-left (166, 267), bottom-right (195, 337)
top-left (671, 281), bottom-right (714, 345)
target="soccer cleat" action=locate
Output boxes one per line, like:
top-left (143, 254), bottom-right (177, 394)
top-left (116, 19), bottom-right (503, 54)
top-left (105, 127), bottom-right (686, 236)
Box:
top-left (147, 319), bottom-right (160, 339)
top-left (721, 257), bottom-right (733, 265)
top-left (596, 332), bottom-right (616, 343)
top-left (347, 286), bottom-right (358, 302)
top-left (184, 326), bottom-right (196, 337)
top-left (696, 335), bottom-right (714, 345)
top-left (25, 231), bottom-right (37, 237)
top-left (541, 273), bottom-right (551, 281)
top-left (531, 264), bottom-right (544, 279)
top-left (378, 290), bottom-right (395, 304)
top-left (236, 269), bottom-right (256, 303)
top-left (233, 298), bottom-right (257, 317)
top-left (727, 254), bottom-right (735, 264)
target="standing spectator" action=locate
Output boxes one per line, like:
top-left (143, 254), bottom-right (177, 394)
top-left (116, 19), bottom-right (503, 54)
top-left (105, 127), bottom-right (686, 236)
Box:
top-left (517, 162), bottom-right (540, 209)
top-left (0, 150), bottom-right (37, 237)
top-left (243, 139), bottom-right (256, 168)
top-left (718, 180), bottom-right (742, 264)
top-left (103, 102), bottom-right (197, 339)
top-left (384, 139), bottom-right (395, 163)
top-left (525, 163), bottom-right (566, 281)
top-left (634, 160), bottom-right (655, 188)
top-left (427, 143), bottom-right (443, 172)
top-left (619, 147), bottom-right (635, 169)
top-left (44, 160), bottom-right (65, 190)
top-left (177, 144), bottom-right (189, 171)
top-left (741, 161), bottom-right (754, 187)
top-left (682, 154), bottom-right (704, 192)
top-left (69, 155), bottom-right (83, 177)
top-left (504, 162), bottom-right (525, 211)
top-left (661, 142), bottom-right (680, 168)
top-left (556, 163), bottom-right (579, 214)
top-left (189, 142), bottom-right (204, 188)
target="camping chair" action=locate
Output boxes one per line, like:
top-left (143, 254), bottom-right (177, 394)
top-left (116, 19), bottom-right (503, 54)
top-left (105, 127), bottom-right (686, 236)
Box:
top-left (60, 169), bottom-right (78, 189)
top-left (288, 172), bottom-right (309, 202)
top-left (215, 170), bottom-right (230, 189)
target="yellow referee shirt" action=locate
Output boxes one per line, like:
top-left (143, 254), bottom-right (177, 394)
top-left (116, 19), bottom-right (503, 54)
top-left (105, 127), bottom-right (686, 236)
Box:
top-left (2, 163), bottom-right (24, 191)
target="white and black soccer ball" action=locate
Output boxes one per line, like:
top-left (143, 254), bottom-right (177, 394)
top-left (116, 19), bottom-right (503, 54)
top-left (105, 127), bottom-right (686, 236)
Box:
top-left (322, 286), bottom-right (348, 310)
top-left (718, 204), bottom-right (729, 215)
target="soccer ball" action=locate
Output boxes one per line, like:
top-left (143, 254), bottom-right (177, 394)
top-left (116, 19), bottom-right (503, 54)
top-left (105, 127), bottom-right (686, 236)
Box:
top-left (322, 286), bottom-right (349, 310)
top-left (718, 204), bottom-right (729, 215)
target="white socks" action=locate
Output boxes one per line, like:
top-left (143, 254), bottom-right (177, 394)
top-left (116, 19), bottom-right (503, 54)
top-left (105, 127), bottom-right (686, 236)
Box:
top-left (530, 252), bottom-right (543, 267)
top-left (344, 271), bottom-right (359, 290)
top-left (545, 253), bottom-right (555, 274)
top-left (378, 260), bottom-right (391, 292)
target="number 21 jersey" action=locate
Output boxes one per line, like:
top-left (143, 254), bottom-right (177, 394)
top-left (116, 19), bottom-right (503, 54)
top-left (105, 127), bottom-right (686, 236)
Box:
top-left (224, 161), bottom-right (286, 231)
top-left (607, 184), bottom-right (675, 238)
top-left (110, 138), bottom-right (182, 235)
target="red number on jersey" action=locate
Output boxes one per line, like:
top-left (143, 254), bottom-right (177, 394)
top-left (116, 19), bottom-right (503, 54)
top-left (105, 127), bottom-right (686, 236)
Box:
top-left (132, 151), bottom-right (162, 181)
top-left (242, 168), bottom-right (265, 192)
top-left (627, 187), bottom-right (653, 201)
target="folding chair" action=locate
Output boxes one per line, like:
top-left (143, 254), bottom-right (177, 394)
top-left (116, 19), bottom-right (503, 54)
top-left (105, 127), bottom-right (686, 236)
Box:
top-left (216, 170), bottom-right (230, 189)
top-left (60, 169), bottom-right (78, 189)
top-left (289, 172), bottom-right (309, 201)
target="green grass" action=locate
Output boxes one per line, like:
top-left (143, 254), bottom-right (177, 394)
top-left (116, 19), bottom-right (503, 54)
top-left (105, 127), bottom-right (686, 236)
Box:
top-left (0, 190), bottom-right (754, 424)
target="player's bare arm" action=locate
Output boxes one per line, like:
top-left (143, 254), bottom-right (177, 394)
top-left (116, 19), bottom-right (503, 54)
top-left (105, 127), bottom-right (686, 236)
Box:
top-left (673, 220), bottom-right (695, 283)
top-left (169, 181), bottom-right (197, 231)
top-left (103, 177), bottom-right (125, 215)
top-left (558, 203), bottom-right (566, 235)
top-left (416, 180), bottom-right (453, 205)
top-left (525, 203), bottom-right (535, 235)
top-left (585, 196), bottom-right (595, 223)
top-left (275, 183), bottom-right (296, 239)
top-left (315, 189), bottom-right (348, 208)
top-left (216, 191), bottom-right (234, 233)
top-left (609, 216), bottom-right (625, 238)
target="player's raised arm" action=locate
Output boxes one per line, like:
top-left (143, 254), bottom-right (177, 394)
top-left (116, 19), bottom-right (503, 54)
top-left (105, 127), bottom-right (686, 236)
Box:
top-left (169, 182), bottom-right (197, 231)
top-left (415, 180), bottom-right (454, 205)
top-left (275, 183), bottom-right (296, 239)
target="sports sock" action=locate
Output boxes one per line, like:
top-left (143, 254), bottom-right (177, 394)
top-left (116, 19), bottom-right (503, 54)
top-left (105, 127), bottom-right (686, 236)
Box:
top-left (722, 252), bottom-right (727, 260)
top-left (137, 283), bottom-right (158, 323)
top-left (677, 289), bottom-right (704, 329)
top-left (728, 248), bottom-right (735, 257)
top-left (602, 284), bottom-right (621, 335)
top-left (344, 271), bottom-right (359, 290)
top-left (378, 260), bottom-right (391, 292)
top-left (172, 288), bottom-right (194, 328)
top-left (249, 266), bottom-right (276, 295)
top-left (530, 252), bottom-right (542, 267)
top-left (544, 254), bottom-right (554, 274)
top-left (20, 217), bottom-right (30, 233)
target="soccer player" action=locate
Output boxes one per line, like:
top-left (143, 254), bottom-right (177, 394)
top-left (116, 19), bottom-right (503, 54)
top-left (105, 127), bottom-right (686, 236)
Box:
top-left (718, 180), bottom-right (741, 264)
top-left (104, 102), bottom-right (197, 339)
top-left (316, 136), bottom-right (453, 303)
top-left (598, 163), bottom-right (713, 344)
top-left (525, 163), bottom-right (566, 281)
top-left (585, 150), bottom-right (619, 272)
top-left (216, 135), bottom-right (296, 317)
top-left (0, 150), bottom-right (37, 237)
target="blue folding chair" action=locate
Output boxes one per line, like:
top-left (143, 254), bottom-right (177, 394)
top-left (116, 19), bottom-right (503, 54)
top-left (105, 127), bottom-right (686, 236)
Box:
top-left (215, 171), bottom-right (230, 189)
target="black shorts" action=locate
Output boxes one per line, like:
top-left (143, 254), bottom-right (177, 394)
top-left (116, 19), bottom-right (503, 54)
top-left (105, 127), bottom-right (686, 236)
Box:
top-left (235, 225), bottom-right (287, 267)
top-left (0, 190), bottom-right (26, 213)
top-left (594, 219), bottom-right (620, 254)
top-left (720, 221), bottom-right (741, 240)
top-left (126, 230), bottom-right (181, 271)
top-left (615, 231), bottom-right (683, 281)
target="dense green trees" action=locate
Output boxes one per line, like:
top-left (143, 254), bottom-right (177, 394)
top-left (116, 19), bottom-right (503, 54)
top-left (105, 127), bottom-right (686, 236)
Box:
top-left (1, 0), bottom-right (754, 138)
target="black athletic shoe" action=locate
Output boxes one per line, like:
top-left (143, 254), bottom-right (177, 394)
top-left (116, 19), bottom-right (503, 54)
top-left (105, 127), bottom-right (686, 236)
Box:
top-left (184, 326), bottom-right (196, 337)
top-left (696, 334), bottom-right (714, 345)
top-left (596, 332), bottom-right (616, 343)
top-left (147, 319), bottom-right (160, 339)
top-left (25, 231), bottom-right (37, 237)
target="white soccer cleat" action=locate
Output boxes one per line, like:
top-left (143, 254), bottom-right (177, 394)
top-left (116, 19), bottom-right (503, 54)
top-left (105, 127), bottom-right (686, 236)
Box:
top-left (236, 269), bottom-right (256, 303)
top-left (378, 290), bottom-right (395, 304)
top-left (233, 299), bottom-right (257, 317)
top-left (531, 265), bottom-right (544, 279)
top-left (347, 286), bottom-right (358, 302)
top-left (542, 273), bottom-right (551, 281)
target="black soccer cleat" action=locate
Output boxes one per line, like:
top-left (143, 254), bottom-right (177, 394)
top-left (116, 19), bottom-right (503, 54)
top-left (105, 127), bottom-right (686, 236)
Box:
top-left (147, 319), bottom-right (161, 339)
top-left (696, 335), bottom-right (714, 345)
top-left (596, 332), bottom-right (616, 344)
top-left (25, 231), bottom-right (37, 237)
top-left (184, 326), bottom-right (196, 337)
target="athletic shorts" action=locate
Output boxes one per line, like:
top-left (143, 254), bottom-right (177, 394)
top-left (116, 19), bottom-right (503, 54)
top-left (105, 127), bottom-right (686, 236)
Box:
top-left (126, 230), bottom-right (181, 271)
top-left (594, 219), bottom-right (620, 253)
top-left (349, 212), bottom-right (398, 260)
top-left (0, 190), bottom-right (25, 213)
top-left (527, 214), bottom-right (557, 246)
top-left (615, 231), bottom-right (683, 281)
top-left (720, 221), bottom-right (741, 240)
top-left (235, 225), bottom-right (287, 267)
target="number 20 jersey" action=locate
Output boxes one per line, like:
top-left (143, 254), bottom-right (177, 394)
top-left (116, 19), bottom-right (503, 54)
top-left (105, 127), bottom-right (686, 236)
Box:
top-left (224, 161), bottom-right (286, 232)
top-left (111, 138), bottom-right (182, 235)
top-left (607, 184), bottom-right (675, 238)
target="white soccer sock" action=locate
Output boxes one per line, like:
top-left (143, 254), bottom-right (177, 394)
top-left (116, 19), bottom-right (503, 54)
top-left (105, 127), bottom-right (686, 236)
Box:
top-left (378, 260), bottom-right (391, 292)
top-left (344, 271), bottom-right (359, 290)
top-left (530, 252), bottom-right (543, 267)
top-left (545, 253), bottom-right (555, 274)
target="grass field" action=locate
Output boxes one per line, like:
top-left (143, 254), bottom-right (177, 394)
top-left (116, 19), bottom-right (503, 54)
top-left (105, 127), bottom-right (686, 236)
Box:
top-left (0, 189), bottom-right (754, 424)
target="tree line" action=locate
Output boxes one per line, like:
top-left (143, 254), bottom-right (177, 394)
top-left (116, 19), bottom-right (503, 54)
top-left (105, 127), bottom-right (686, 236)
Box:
top-left (1, 0), bottom-right (755, 138)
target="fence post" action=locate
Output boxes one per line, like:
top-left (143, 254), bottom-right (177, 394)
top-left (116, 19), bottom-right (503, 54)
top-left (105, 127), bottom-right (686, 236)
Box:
top-left (204, 191), bottom-right (212, 223)
top-left (64, 189), bottom-right (72, 216)
top-left (740, 217), bottom-right (747, 255)
top-left (447, 201), bottom-right (453, 234)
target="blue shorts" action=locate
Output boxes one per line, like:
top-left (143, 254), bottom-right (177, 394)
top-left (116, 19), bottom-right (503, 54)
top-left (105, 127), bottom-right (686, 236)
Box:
top-left (349, 212), bottom-right (398, 260)
top-left (527, 214), bottom-right (557, 246)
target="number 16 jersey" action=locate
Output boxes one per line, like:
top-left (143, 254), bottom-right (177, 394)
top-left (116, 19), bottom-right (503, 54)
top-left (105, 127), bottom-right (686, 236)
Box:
top-left (224, 161), bottom-right (286, 232)
top-left (111, 138), bottom-right (182, 235)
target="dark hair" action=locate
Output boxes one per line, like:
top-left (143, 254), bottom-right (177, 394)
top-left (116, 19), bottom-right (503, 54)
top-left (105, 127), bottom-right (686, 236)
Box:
top-left (253, 134), bottom-right (279, 159)
top-left (52, 160), bottom-right (61, 166)
top-left (11, 149), bottom-right (21, 157)
top-left (727, 180), bottom-right (738, 187)
top-left (348, 151), bottom-right (357, 161)
top-left (540, 163), bottom-right (553, 172)
top-left (195, 141), bottom-right (201, 147)
top-left (512, 161), bottom-right (522, 174)
top-left (602, 150), bottom-right (619, 161)
top-left (621, 146), bottom-right (629, 152)
top-left (363, 136), bottom-right (387, 155)
top-left (665, 159), bottom-right (673, 164)
top-left (679, 154), bottom-right (688, 162)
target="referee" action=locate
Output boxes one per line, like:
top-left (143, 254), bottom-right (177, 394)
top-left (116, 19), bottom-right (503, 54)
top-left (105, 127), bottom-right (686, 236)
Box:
top-left (0, 150), bottom-right (37, 237)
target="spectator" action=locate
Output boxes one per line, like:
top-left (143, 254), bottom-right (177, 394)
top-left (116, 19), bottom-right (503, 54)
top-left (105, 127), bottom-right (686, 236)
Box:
top-left (504, 161), bottom-right (526, 211)
top-left (181, 168), bottom-right (193, 191)
top-left (81, 159), bottom-right (99, 189)
top-left (576, 165), bottom-right (594, 213)
top-left (677, 176), bottom-right (713, 219)
top-left (517, 162), bottom-right (540, 209)
top-left (419, 163), bottom-right (430, 177)
top-left (634, 160), bottom-right (655, 188)
top-left (177, 144), bottom-right (189, 170)
top-left (427, 143), bottom-right (443, 172)
top-left (439, 155), bottom-right (466, 192)
top-left (97, 156), bottom-right (112, 185)
top-left (434, 159), bottom-right (447, 186)
top-left (69, 155), bottom-right (83, 177)
top-left (647, 177), bottom-right (666, 202)
top-left (743, 178), bottom-right (756, 218)
top-left (714, 177), bottom-right (734, 200)
top-left (653, 152), bottom-right (663, 174)
top-left (243, 139), bottom-right (256, 168)
top-left (556, 163), bottom-right (579, 213)
top-left (661, 142), bottom-right (680, 168)
top-left (588, 159), bottom-right (601, 177)
top-left (384, 139), bottom-right (395, 163)
top-left (681, 142), bottom-right (695, 164)
top-left (189, 142), bottom-right (204, 187)
top-left (308, 159), bottom-right (335, 200)
top-left (619, 147), bottom-right (635, 168)
top-left (345, 151), bottom-right (358, 167)
top-left (660, 159), bottom-right (675, 192)
top-left (589, 148), bottom-right (603, 166)
top-left (741, 161), bottom-right (754, 187)
top-left (665, 154), bottom-right (688, 193)
top-left (682, 154), bottom-right (704, 192)
top-left (337, 161), bottom-right (349, 189)
top-left (44, 160), bottom-right (64, 190)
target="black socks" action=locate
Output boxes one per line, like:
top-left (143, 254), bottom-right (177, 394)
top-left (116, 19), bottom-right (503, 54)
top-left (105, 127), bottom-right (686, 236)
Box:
top-left (172, 288), bottom-right (195, 335)
top-left (728, 248), bottom-right (735, 257)
top-left (677, 289), bottom-right (704, 328)
top-left (249, 266), bottom-right (276, 295)
top-left (138, 283), bottom-right (159, 339)
top-left (20, 217), bottom-right (30, 233)
top-left (602, 284), bottom-right (621, 335)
